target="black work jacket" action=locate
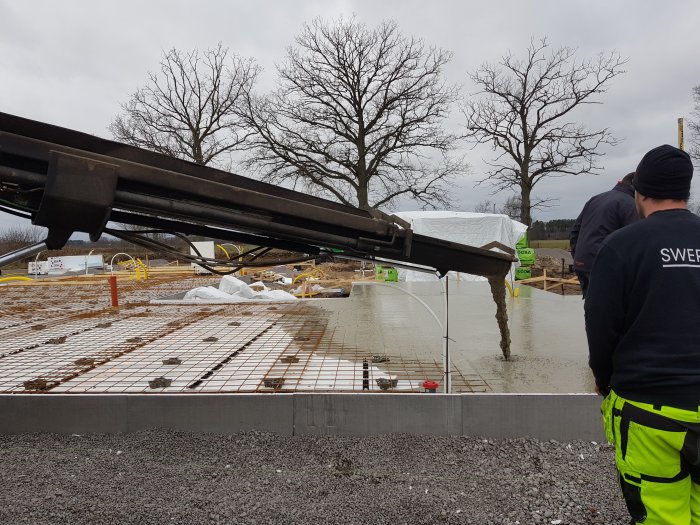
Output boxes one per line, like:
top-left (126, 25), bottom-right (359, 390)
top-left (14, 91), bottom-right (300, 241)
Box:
top-left (586, 210), bottom-right (700, 405)
top-left (570, 182), bottom-right (639, 272)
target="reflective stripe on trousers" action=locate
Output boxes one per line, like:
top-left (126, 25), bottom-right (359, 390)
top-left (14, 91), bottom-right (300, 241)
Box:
top-left (602, 390), bottom-right (700, 524)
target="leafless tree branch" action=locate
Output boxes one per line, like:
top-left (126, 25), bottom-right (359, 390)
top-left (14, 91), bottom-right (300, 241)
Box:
top-left (462, 38), bottom-right (626, 226)
top-left (109, 44), bottom-right (260, 167)
top-left (242, 16), bottom-right (462, 210)
top-left (475, 194), bottom-right (556, 222)
top-left (689, 85), bottom-right (700, 168)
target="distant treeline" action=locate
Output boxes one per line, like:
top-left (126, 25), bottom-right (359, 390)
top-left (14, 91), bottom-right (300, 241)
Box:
top-left (529, 219), bottom-right (576, 241)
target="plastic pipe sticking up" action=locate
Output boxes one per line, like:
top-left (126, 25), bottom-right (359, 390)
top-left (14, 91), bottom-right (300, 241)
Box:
top-left (370, 276), bottom-right (450, 392)
top-left (109, 275), bottom-right (119, 307)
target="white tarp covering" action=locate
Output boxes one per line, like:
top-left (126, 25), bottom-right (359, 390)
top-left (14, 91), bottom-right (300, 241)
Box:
top-left (219, 275), bottom-right (255, 298)
top-left (183, 275), bottom-right (298, 302)
top-left (392, 211), bottom-right (527, 282)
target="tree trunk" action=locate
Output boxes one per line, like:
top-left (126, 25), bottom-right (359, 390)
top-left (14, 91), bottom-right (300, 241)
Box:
top-left (192, 136), bottom-right (204, 165)
top-left (356, 125), bottom-right (369, 210)
top-left (520, 184), bottom-right (532, 228)
top-left (357, 183), bottom-right (370, 210)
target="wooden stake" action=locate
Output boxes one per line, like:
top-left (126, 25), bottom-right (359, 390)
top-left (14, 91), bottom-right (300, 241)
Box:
top-left (561, 258), bottom-right (565, 293)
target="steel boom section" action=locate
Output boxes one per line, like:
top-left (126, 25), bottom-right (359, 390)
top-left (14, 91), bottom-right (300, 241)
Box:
top-left (0, 112), bottom-right (514, 278)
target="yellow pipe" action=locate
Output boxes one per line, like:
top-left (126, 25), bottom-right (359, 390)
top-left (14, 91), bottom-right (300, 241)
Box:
top-left (216, 244), bottom-right (231, 259)
top-left (0, 276), bottom-right (34, 283)
top-left (136, 258), bottom-right (148, 280)
top-left (504, 279), bottom-right (519, 298)
top-left (292, 268), bottom-right (326, 284)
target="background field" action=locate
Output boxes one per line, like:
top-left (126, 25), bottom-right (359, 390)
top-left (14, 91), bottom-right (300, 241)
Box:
top-left (529, 239), bottom-right (570, 249)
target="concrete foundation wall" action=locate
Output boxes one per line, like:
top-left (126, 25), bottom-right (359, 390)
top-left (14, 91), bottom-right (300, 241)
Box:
top-left (0, 394), bottom-right (605, 442)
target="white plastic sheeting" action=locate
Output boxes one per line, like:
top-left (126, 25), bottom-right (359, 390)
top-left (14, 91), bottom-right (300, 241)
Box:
top-left (219, 275), bottom-right (255, 298)
top-left (183, 275), bottom-right (298, 302)
top-left (183, 286), bottom-right (238, 302)
top-left (392, 211), bottom-right (527, 282)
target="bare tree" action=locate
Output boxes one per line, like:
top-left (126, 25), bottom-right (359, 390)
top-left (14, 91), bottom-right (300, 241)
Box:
top-left (473, 199), bottom-right (497, 214)
top-left (473, 195), bottom-right (521, 219)
top-left (688, 198), bottom-right (700, 216)
top-left (473, 193), bottom-right (553, 221)
top-left (0, 224), bottom-right (45, 252)
top-left (463, 39), bottom-right (626, 226)
top-left (689, 86), bottom-right (700, 166)
top-left (243, 17), bottom-right (462, 210)
top-left (500, 194), bottom-right (522, 222)
top-left (688, 185), bottom-right (700, 216)
top-left (110, 44), bottom-right (259, 167)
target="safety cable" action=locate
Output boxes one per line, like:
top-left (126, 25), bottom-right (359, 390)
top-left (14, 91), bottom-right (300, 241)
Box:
top-left (105, 228), bottom-right (263, 267)
top-left (104, 228), bottom-right (242, 275)
top-left (114, 228), bottom-right (267, 263)
top-left (103, 227), bottom-right (326, 276)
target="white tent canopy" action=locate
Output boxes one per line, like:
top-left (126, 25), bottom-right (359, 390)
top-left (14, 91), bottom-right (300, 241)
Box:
top-left (392, 211), bottom-right (527, 282)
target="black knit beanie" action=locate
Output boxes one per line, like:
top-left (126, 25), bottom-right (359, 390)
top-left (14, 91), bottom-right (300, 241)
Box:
top-left (633, 145), bottom-right (693, 199)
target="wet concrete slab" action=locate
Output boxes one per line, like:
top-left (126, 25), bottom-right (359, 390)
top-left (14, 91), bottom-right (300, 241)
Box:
top-left (316, 280), bottom-right (592, 394)
top-left (0, 278), bottom-right (592, 394)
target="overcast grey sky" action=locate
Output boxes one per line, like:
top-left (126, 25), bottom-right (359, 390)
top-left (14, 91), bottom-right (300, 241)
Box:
top-left (1, 0), bottom-right (699, 232)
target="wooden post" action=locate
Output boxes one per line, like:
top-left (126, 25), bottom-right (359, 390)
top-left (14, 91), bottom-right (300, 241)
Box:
top-left (109, 275), bottom-right (119, 307)
top-left (561, 258), bottom-right (565, 293)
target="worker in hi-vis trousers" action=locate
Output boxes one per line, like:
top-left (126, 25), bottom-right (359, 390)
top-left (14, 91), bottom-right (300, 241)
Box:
top-left (585, 144), bottom-right (699, 524)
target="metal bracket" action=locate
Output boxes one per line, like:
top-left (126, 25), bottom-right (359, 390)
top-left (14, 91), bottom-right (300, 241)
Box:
top-left (33, 151), bottom-right (119, 249)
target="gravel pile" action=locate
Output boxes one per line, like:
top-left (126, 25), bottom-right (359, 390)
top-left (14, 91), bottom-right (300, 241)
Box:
top-left (0, 430), bottom-right (629, 524)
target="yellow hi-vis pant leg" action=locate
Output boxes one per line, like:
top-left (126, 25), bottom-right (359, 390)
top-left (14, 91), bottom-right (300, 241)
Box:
top-left (602, 391), bottom-right (700, 525)
top-left (691, 479), bottom-right (700, 523)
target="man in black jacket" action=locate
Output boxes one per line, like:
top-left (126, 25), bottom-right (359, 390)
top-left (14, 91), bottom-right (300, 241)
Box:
top-left (570, 173), bottom-right (639, 297)
top-left (585, 145), bottom-right (700, 524)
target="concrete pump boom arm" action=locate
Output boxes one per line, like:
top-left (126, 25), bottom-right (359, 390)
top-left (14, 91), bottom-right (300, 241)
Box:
top-left (0, 112), bottom-right (514, 278)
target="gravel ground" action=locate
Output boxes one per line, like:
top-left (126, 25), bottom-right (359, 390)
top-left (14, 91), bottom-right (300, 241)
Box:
top-left (534, 249), bottom-right (573, 266)
top-left (0, 430), bottom-right (630, 525)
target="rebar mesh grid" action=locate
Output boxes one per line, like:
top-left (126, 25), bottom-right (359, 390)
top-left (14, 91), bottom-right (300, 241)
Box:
top-left (0, 283), bottom-right (492, 394)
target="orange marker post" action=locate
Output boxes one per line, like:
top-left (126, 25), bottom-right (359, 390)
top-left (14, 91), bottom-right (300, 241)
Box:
top-left (109, 275), bottom-right (119, 307)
